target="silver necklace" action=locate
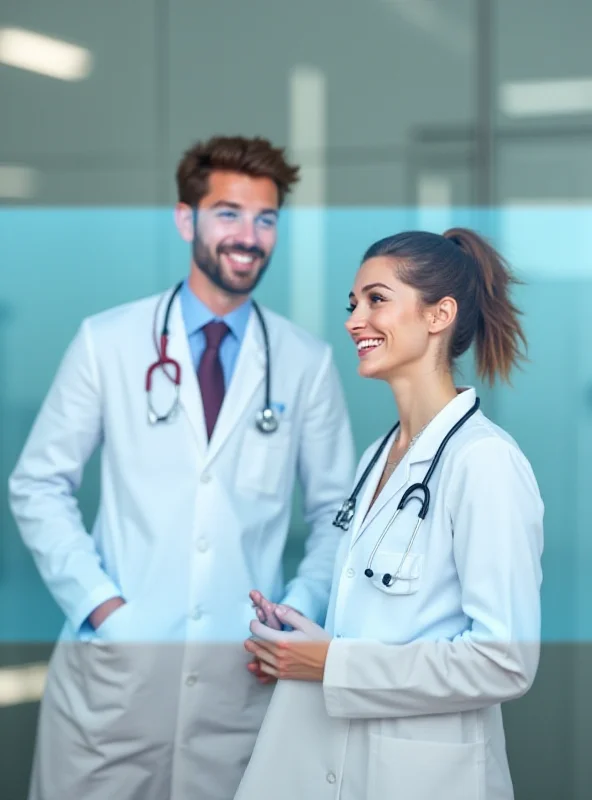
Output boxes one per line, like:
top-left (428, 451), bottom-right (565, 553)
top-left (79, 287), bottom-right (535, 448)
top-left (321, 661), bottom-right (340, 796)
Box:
top-left (385, 418), bottom-right (432, 469)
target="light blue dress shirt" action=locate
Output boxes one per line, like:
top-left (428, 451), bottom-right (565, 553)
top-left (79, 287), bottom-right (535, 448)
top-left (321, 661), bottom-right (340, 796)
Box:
top-left (179, 280), bottom-right (252, 387)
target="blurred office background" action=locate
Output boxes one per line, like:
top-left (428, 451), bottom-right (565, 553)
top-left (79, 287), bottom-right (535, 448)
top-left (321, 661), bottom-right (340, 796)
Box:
top-left (1, 0), bottom-right (592, 797)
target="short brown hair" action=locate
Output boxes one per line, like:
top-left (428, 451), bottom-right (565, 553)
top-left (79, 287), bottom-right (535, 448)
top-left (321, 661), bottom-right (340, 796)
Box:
top-left (176, 135), bottom-right (300, 208)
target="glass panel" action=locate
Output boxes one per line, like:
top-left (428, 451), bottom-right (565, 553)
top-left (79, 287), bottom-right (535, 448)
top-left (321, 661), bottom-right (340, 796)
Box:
top-left (0, 1), bottom-right (159, 161)
top-left (496, 0), bottom-right (592, 129)
top-left (496, 135), bottom-right (592, 798)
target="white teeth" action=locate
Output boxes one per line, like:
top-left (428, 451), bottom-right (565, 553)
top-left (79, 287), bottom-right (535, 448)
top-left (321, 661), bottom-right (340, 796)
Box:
top-left (357, 338), bottom-right (384, 351)
top-left (228, 252), bottom-right (254, 264)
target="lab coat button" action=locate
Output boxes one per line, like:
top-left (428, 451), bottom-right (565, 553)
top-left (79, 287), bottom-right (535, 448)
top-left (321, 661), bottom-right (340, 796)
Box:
top-left (197, 539), bottom-right (209, 553)
top-left (185, 675), bottom-right (197, 687)
top-left (326, 772), bottom-right (336, 784)
top-left (200, 473), bottom-right (212, 484)
top-left (191, 606), bottom-right (203, 620)
top-left (346, 568), bottom-right (355, 578)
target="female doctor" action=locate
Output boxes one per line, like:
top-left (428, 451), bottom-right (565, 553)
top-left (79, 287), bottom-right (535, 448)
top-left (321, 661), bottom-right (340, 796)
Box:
top-left (240, 227), bottom-right (544, 800)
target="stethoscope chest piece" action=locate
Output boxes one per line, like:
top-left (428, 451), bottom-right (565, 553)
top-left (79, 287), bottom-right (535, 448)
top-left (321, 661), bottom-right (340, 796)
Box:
top-left (256, 407), bottom-right (279, 434)
top-left (334, 498), bottom-right (356, 530)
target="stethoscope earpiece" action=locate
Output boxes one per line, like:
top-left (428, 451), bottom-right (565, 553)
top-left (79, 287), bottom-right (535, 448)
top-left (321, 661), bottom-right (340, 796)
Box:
top-left (364, 567), bottom-right (398, 586)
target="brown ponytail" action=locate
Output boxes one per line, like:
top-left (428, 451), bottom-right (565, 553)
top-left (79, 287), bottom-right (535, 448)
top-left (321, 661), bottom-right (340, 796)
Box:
top-left (362, 227), bottom-right (527, 385)
top-left (443, 228), bottom-right (527, 384)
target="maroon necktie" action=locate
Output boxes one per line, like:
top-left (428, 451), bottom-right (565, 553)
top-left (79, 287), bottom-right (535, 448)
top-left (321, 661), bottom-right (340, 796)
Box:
top-left (198, 321), bottom-right (229, 440)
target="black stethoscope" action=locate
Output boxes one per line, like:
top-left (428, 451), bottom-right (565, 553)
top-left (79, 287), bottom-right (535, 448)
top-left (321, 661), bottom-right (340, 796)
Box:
top-left (333, 397), bottom-right (480, 588)
top-left (145, 281), bottom-right (278, 433)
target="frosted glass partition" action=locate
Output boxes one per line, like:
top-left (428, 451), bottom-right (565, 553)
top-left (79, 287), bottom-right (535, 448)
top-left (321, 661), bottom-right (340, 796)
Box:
top-left (1, 205), bottom-right (590, 644)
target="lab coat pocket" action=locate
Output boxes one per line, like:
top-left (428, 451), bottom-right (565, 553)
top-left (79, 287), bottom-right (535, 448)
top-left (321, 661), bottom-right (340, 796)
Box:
top-left (82, 603), bottom-right (145, 712)
top-left (80, 618), bottom-right (161, 739)
top-left (236, 422), bottom-right (293, 496)
top-left (367, 734), bottom-right (482, 800)
top-left (368, 552), bottom-right (423, 595)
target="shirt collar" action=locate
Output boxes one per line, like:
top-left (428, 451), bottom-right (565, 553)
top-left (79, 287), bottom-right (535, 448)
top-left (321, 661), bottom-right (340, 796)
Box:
top-left (408, 386), bottom-right (479, 465)
top-left (179, 279), bottom-right (252, 341)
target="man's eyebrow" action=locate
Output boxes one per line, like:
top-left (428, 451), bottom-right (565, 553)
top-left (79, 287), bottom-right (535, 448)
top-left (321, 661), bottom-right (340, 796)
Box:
top-left (208, 201), bottom-right (278, 217)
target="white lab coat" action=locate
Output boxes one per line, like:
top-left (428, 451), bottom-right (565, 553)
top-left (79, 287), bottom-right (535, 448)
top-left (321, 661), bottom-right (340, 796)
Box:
top-left (8, 288), bottom-right (355, 800)
top-left (236, 388), bottom-right (544, 800)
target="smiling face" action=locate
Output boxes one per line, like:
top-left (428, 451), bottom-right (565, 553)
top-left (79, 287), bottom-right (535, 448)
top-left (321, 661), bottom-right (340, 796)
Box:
top-left (345, 256), bottom-right (452, 382)
top-left (176, 170), bottom-right (279, 296)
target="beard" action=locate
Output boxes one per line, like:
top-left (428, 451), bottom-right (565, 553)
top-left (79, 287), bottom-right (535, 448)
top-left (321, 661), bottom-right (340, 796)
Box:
top-left (192, 231), bottom-right (271, 296)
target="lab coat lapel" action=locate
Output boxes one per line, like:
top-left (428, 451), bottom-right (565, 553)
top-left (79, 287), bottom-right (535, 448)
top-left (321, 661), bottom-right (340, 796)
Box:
top-left (405, 386), bottom-right (478, 466)
top-left (351, 445), bottom-right (410, 548)
top-left (205, 310), bottom-right (265, 464)
top-left (167, 297), bottom-right (208, 455)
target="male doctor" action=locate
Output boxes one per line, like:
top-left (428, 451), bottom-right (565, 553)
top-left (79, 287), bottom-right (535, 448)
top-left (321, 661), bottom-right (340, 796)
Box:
top-left (9, 135), bottom-right (355, 800)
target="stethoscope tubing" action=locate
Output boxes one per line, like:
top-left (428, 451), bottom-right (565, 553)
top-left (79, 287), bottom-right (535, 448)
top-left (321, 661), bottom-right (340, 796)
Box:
top-left (336, 398), bottom-right (481, 585)
top-left (147, 283), bottom-right (276, 432)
